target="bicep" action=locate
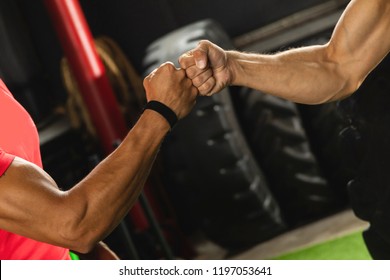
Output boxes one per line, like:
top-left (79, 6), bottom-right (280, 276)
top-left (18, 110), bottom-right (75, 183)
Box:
top-left (0, 157), bottom-right (70, 246)
top-left (328, 0), bottom-right (390, 85)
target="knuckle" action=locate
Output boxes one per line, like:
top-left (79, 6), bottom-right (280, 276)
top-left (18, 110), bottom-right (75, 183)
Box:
top-left (191, 76), bottom-right (201, 87)
top-left (185, 67), bottom-right (197, 79)
top-left (143, 77), bottom-right (150, 87)
top-left (179, 53), bottom-right (195, 69)
top-left (192, 86), bottom-right (199, 96)
top-left (187, 78), bottom-right (194, 88)
top-left (198, 39), bottom-right (210, 47)
top-left (199, 89), bottom-right (208, 96)
top-left (199, 81), bottom-right (212, 92)
top-left (194, 70), bottom-right (212, 86)
top-left (161, 62), bottom-right (176, 72)
top-left (198, 77), bottom-right (215, 93)
top-left (177, 69), bottom-right (186, 78)
top-left (178, 56), bottom-right (185, 67)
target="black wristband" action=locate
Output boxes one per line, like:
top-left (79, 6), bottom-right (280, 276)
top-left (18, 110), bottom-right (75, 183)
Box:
top-left (143, 100), bottom-right (178, 129)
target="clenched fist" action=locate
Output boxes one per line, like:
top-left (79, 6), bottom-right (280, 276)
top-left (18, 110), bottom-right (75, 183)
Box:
top-left (143, 62), bottom-right (198, 119)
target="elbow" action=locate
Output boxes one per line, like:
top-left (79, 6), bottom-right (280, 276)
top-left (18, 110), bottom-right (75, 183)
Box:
top-left (59, 223), bottom-right (100, 254)
top-left (309, 76), bottom-right (360, 104)
top-left (327, 74), bottom-right (364, 102)
top-left (322, 44), bottom-right (365, 102)
top-left (70, 235), bottom-right (98, 254)
top-left (75, 243), bottom-right (96, 255)
top-left (346, 72), bottom-right (366, 95)
top-left (58, 201), bottom-right (102, 254)
top-left (70, 244), bottom-right (95, 255)
top-left (60, 225), bottom-right (100, 254)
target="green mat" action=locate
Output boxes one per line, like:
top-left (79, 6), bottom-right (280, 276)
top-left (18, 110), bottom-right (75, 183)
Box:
top-left (274, 231), bottom-right (372, 260)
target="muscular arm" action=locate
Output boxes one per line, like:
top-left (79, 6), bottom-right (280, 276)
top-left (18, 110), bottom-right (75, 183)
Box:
top-left (181, 0), bottom-right (390, 104)
top-left (0, 110), bottom-right (167, 254)
top-left (0, 63), bottom-right (197, 254)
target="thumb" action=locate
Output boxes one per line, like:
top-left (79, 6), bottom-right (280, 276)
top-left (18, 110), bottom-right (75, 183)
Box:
top-left (193, 41), bottom-right (210, 70)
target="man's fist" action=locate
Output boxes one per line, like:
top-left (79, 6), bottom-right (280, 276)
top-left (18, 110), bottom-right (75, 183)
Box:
top-left (179, 40), bottom-right (231, 96)
top-left (143, 62), bottom-right (198, 119)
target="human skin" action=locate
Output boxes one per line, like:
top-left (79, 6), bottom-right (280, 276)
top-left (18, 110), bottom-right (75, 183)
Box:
top-left (0, 62), bottom-right (198, 254)
top-left (179, 0), bottom-right (390, 104)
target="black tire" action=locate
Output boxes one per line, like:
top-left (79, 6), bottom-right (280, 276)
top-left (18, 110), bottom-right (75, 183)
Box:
top-left (297, 102), bottom-right (356, 204)
top-left (233, 87), bottom-right (346, 225)
top-left (143, 20), bottom-right (286, 249)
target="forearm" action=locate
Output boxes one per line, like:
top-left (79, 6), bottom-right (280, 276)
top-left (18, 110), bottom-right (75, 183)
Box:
top-left (228, 46), bottom-right (351, 104)
top-left (0, 62), bottom-right (196, 254)
top-left (63, 110), bottom-right (169, 252)
top-left (228, 0), bottom-right (390, 105)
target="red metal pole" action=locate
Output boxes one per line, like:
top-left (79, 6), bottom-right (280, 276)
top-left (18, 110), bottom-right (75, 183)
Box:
top-left (44, 0), bottom-right (127, 151)
top-left (44, 0), bottom-right (149, 231)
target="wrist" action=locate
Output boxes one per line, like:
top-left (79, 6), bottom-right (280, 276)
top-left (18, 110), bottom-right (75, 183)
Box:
top-left (226, 50), bottom-right (241, 87)
top-left (143, 101), bottom-right (178, 130)
top-left (140, 109), bottom-right (171, 134)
